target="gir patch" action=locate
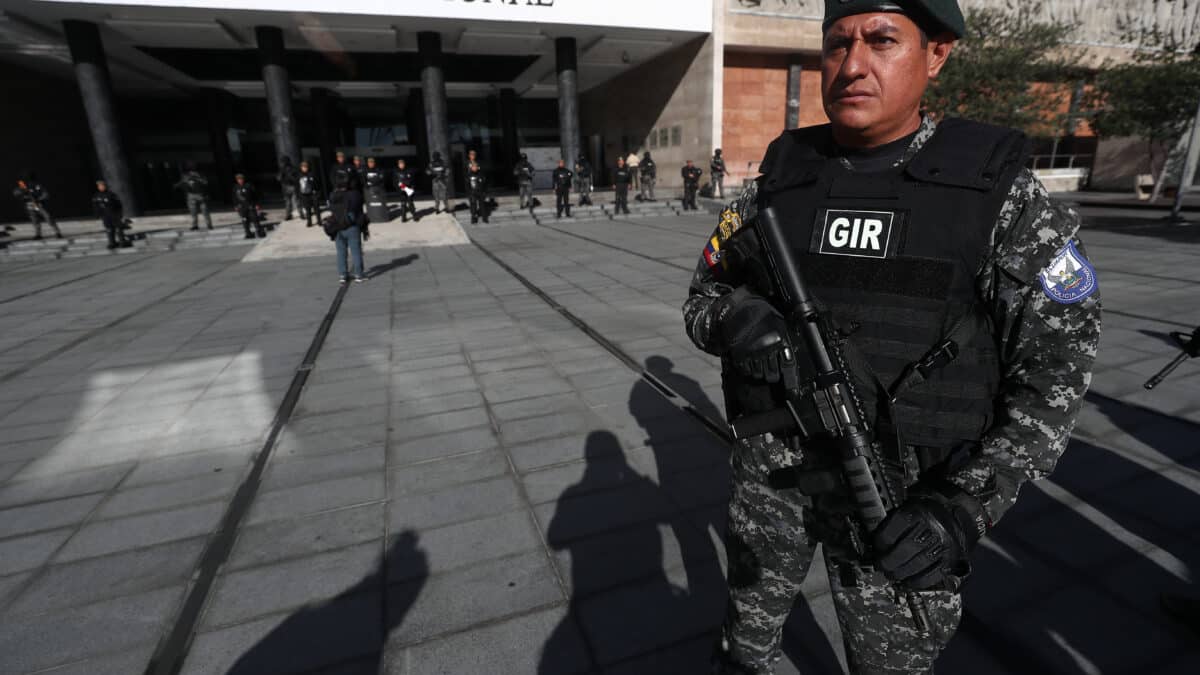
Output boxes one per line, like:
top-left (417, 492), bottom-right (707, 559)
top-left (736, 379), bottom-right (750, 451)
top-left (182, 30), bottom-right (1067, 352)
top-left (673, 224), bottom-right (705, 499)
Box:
top-left (1039, 241), bottom-right (1097, 304)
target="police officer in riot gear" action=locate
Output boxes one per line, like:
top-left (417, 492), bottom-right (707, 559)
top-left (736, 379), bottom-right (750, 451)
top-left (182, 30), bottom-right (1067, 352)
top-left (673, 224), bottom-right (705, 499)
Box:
top-left (394, 158), bottom-right (418, 222)
top-left (233, 173), bottom-right (264, 239)
top-left (681, 160), bottom-right (703, 210)
top-left (575, 156), bottom-right (593, 206)
top-left (363, 156), bottom-right (389, 223)
top-left (278, 156), bottom-right (300, 221)
top-left (514, 153), bottom-right (536, 210)
top-left (552, 159), bottom-right (573, 219)
top-left (330, 151), bottom-right (354, 193)
top-left (173, 162), bottom-right (212, 230)
top-left (710, 148), bottom-right (727, 199)
top-left (428, 151), bottom-right (450, 214)
top-left (639, 152), bottom-right (657, 201)
top-left (685, 2), bottom-right (1101, 673)
top-left (612, 157), bottom-right (633, 215)
top-left (350, 156), bottom-right (365, 193)
top-left (12, 173), bottom-right (62, 239)
top-left (467, 162), bottom-right (490, 224)
top-left (298, 160), bottom-right (320, 227)
top-left (92, 179), bottom-right (129, 249)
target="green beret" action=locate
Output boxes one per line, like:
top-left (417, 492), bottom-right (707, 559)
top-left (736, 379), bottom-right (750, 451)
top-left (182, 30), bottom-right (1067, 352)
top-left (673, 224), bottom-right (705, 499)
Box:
top-left (823, 0), bottom-right (966, 39)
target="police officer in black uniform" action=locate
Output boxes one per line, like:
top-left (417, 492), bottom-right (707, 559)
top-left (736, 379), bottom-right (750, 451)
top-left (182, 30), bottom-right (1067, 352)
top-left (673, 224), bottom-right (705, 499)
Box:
top-left (363, 156), bottom-right (389, 223)
top-left (514, 153), bottom-right (536, 210)
top-left (277, 156), bottom-right (300, 221)
top-left (575, 156), bottom-right (594, 206)
top-left (12, 173), bottom-right (62, 239)
top-left (233, 173), bottom-right (264, 239)
top-left (639, 152), bottom-right (657, 201)
top-left (298, 160), bottom-right (320, 227)
top-left (393, 158), bottom-right (418, 222)
top-left (428, 152), bottom-right (450, 214)
top-left (92, 179), bottom-right (130, 249)
top-left (173, 162), bottom-right (212, 230)
top-left (612, 157), bottom-right (633, 215)
top-left (350, 156), bottom-right (365, 193)
top-left (681, 160), bottom-right (703, 210)
top-left (467, 162), bottom-right (490, 224)
top-left (330, 151), bottom-right (354, 193)
top-left (710, 148), bottom-right (727, 199)
top-left (552, 159), bottom-right (573, 219)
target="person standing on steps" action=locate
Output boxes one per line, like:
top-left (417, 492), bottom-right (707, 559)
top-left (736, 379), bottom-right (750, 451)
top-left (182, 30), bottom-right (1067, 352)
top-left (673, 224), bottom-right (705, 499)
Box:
top-left (12, 173), bottom-right (61, 240)
top-left (467, 162), bottom-right (490, 224)
top-left (174, 161), bottom-right (212, 231)
top-left (711, 148), bottom-right (727, 199)
top-left (552, 159), bottom-right (573, 219)
top-left (393, 158), bottom-right (418, 223)
top-left (233, 173), bottom-right (265, 239)
top-left (277, 156), bottom-right (300, 221)
top-left (92, 179), bottom-right (130, 249)
top-left (639, 151), bottom-right (657, 201)
top-left (514, 153), bottom-right (536, 211)
top-left (428, 152), bottom-right (450, 214)
top-left (681, 160), bottom-right (703, 210)
top-left (613, 156), bottom-right (633, 215)
top-left (683, 1), bottom-right (1101, 672)
top-left (626, 150), bottom-right (641, 194)
top-left (575, 156), bottom-right (594, 206)
top-left (298, 160), bottom-right (321, 227)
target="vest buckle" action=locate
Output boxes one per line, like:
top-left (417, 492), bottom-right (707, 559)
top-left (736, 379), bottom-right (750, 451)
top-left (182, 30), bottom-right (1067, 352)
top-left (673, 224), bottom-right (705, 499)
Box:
top-left (916, 339), bottom-right (960, 378)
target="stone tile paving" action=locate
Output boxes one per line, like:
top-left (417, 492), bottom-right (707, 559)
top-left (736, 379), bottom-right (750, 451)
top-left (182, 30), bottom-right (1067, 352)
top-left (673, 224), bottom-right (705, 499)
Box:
top-left (0, 208), bottom-right (1196, 674)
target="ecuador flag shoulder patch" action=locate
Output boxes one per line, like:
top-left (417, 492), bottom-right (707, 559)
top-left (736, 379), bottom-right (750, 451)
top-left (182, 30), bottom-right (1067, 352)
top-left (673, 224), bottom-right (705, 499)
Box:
top-left (703, 235), bottom-right (722, 268)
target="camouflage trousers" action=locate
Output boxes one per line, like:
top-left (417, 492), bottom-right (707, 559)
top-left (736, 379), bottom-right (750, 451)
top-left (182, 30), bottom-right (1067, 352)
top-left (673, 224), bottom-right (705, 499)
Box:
top-left (717, 435), bottom-right (961, 674)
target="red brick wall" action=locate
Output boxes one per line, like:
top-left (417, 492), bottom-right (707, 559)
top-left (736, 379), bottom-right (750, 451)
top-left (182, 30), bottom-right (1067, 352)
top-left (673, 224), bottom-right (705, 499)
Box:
top-left (722, 51), bottom-right (827, 189)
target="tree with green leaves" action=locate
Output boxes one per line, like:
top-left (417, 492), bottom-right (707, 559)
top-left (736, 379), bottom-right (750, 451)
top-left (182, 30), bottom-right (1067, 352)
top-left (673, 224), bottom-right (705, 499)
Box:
top-left (1086, 33), bottom-right (1200, 201)
top-left (924, 7), bottom-right (1083, 137)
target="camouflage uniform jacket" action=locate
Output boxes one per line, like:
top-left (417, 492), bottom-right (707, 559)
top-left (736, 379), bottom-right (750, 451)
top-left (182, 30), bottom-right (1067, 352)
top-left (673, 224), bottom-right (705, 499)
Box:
top-left (682, 116), bottom-right (1101, 526)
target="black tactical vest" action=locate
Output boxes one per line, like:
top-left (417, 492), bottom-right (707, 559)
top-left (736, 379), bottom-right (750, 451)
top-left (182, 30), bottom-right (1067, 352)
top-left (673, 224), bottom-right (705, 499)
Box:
top-left (754, 118), bottom-right (1030, 453)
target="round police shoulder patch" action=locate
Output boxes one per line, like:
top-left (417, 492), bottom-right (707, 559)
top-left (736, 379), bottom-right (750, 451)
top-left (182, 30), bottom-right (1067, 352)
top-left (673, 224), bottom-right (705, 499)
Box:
top-left (1038, 240), bottom-right (1097, 304)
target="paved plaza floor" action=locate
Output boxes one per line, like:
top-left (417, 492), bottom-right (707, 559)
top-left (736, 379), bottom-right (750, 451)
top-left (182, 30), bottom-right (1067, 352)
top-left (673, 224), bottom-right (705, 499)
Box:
top-left (0, 204), bottom-right (1197, 674)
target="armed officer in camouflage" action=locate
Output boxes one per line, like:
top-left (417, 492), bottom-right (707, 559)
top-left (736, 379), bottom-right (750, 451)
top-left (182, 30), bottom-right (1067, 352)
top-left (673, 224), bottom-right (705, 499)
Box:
top-left (683, 2), bottom-right (1101, 673)
top-left (174, 162), bottom-right (212, 230)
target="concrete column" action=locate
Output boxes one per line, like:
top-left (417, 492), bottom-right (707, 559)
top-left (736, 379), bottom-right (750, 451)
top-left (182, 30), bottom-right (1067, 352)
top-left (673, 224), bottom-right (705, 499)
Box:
top-left (255, 26), bottom-right (300, 165)
top-left (500, 88), bottom-right (520, 179)
top-left (407, 87), bottom-right (429, 169)
top-left (499, 87), bottom-right (518, 166)
top-left (311, 87), bottom-right (337, 176)
top-left (202, 88), bottom-right (236, 204)
top-left (785, 59), bottom-right (803, 130)
top-left (63, 20), bottom-right (139, 215)
top-left (556, 37), bottom-right (581, 165)
top-left (419, 32), bottom-right (453, 198)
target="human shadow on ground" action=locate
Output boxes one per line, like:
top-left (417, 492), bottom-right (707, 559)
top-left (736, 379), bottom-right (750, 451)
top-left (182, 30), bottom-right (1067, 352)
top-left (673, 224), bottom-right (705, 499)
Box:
top-left (366, 253), bottom-right (420, 279)
top-left (940, 408), bottom-right (1199, 674)
top-left (227, 531), bottom-right (428, 674)
top-left (539, 369), bottom-right (732, 672)
top-left (640, 356), bottom-right (846, 673)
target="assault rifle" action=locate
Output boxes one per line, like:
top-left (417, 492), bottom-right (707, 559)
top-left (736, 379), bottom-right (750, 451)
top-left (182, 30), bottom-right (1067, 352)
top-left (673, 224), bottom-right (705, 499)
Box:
top-left (1144, 326), bottom-right (1200, 390)
top-left (727, 205), bottom-right (932, 632)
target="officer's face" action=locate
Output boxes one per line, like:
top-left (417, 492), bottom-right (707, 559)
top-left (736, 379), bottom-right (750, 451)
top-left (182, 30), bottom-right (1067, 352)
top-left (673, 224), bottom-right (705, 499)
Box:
top-left (820, 13), bottom-right (954, 145)
top-left (97, 182), bottom-right (106, 191)
top-left (368, 159), bottom-right (376, 168)
top-left (398, 160), bottom-right (406, 168)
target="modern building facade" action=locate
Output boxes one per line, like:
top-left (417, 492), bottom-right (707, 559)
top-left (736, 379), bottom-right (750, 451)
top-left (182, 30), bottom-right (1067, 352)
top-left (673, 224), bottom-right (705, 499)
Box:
top-left (1, 0), bottom-right (1196, 221)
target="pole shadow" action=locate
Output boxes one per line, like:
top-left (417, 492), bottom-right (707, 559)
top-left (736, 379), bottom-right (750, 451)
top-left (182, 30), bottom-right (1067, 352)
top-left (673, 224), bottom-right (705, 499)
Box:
top-left (365, 254), bottom-right (420, 279)
top-left (226, 531), bottom-right (428, 674)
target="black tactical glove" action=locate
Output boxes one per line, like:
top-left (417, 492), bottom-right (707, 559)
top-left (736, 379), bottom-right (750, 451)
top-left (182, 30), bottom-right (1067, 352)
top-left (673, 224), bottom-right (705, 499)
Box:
top-left (872, 482), bottom-right (989, 591)
top-left (715, 287), bottom-right (794, 384)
